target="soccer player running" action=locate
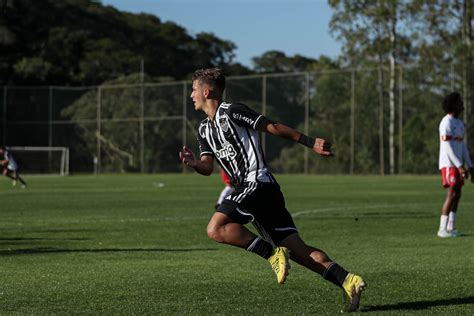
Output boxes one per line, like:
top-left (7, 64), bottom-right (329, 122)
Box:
top-left (437, 92), bottom-right (473, 238)
top-left (0, 146), bottom-right (27, 188)
top-left (179, 68), bottom-right (365, 312)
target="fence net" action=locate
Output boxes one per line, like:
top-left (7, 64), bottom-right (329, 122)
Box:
top-left (1, 66), bottom-right (470, 174)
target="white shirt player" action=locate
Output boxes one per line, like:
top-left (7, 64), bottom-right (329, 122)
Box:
top-left (2, 149), bottom-right (19, 171)
top-left (439, 114), bottom-right (472, 170)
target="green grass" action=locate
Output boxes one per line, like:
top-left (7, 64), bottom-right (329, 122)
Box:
top-left (1, 174), bottom-right (473, 314)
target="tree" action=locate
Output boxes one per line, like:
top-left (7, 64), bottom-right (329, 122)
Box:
top-left (61, 74), bottom-right (188, 173)
top-left (410, 0), bottom-right (473, 142)
top-left (329, 0), bottom-right (414, 174)
top-left (1, 0), bottom-right (250, 85)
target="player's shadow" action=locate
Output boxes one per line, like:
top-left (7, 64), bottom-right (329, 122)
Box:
top-left (0, 247), bottom-right (217, 256)
top-left (363, 296), bottom-right (474, 312)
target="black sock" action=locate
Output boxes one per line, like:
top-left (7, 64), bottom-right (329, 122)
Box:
top-left (245, 236), bottom-right (273, 259)
top-left (18, 177), bottom-right (27, 186)
top-left (323, 262), bottom-right (349, 287)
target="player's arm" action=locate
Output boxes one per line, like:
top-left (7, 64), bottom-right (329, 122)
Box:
top-left (179, 146), bottom-right (214, 176)
top-left (227, 103), bottom-right (332, 157)
top-left (259, 121), bottom-right (333, 157)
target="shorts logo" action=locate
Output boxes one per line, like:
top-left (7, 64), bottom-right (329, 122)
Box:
top-left (450, 175), bottom-right (456, 184)
top-left (219, 117), bottom-right (229, 133)
top-left (215, 143), bottom-right (236, 160)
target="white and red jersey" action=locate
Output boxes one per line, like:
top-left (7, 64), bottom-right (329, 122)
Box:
top-left (439, 114), bottom-right (472, 169)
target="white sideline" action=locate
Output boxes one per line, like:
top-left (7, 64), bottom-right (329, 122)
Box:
top-left (17, 202), bottom-right (446, 225)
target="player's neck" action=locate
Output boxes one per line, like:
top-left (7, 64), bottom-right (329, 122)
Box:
top-left (204, 99), bottom-right (222, 121)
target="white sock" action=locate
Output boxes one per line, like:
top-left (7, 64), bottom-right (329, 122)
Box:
top-left (439, 215), bottom-right (448, 231)
top-left (447, 212), bottom-right (456, 231)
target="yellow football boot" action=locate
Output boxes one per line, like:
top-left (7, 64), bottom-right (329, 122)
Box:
top-left (341, 273), bottom-right (366, 312)
top-left (267, 247), bottom-right (290, 284)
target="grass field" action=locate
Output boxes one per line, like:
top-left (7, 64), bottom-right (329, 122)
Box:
top-left (1, 174), bottom-right (473, 314)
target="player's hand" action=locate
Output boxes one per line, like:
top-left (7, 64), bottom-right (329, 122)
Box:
top-left (458, 166), bottom-right (467, 179)
top-left (179, 146), bottom-right (197, 168)
top-left (313, 138), bottom-right (333, 157)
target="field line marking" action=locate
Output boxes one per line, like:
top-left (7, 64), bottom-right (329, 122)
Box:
top-left (292, 202), bottom-right (435, 217)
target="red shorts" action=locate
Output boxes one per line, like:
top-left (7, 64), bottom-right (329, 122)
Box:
top-left (441, 167), bottom-right (464, 188)
top-left (221, 169), bottom-right (232, 186)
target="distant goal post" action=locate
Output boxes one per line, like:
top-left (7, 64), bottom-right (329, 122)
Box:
top-left (10, 146), bottom-right (70, 176)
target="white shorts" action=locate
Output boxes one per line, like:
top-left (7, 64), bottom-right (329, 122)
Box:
top-left (7, 160), bottom-right (18, 171)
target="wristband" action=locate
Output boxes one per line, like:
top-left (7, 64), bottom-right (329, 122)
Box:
top-left (298, 134), bottom-right (316, 148)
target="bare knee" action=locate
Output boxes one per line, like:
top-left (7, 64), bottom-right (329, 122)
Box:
top-left (447, 188), bottom-right (461, 201)
top-left (206, 224), bottom-right (224, 243)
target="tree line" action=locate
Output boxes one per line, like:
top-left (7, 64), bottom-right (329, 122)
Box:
top-left (1, 0), bottom-right (473, 174)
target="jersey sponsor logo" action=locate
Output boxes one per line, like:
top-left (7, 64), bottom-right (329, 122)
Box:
top-left (215, 143), bottom-right (237, 160)
top-left (233, 113), bottom-right (255, 126)
top-left (219, 117), bottom-right (230, 132)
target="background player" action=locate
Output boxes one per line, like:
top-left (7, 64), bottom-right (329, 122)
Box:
top-left (0, 146), bottom-right (27, 188)
top-left (437, 92), bottom-right (473, 237)
top-left (215, 169), bottom-right (234, 210)
top-left (179, 68), bottom-right (365, 312)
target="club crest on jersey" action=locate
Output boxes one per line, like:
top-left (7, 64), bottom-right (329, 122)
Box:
top-left (219, 117), bottom-right (229, 132)
top-left (215, 143), bottom-right (236, 160)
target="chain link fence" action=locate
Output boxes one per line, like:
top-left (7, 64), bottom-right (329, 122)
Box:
top-left (1, 66), bottom-right (471, 175)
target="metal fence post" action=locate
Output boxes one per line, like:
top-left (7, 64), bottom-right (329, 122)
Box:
top-left (96, 86), bottom-right (101, 174)
top-left (350, 70), bottom-right (355, 175)
top-left (140, 61), bottom-right (145, 173)
top-left (398, 66), bottom-right (403, 174)
top-left (182, 82), bottom-right (187, 173)
top-left (48, 86), bottom-right (53, 172)
top-left (304, 73), bottom-right (309, 174)
top-left (378, 65), bottom-right (385, 176)
top-left (2, 86), bottom-right (6, 145)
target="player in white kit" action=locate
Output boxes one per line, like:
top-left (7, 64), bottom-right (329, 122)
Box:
top-left (0, 146), bottom-right (27, 188)
top-left (438, 92), bottom-right (473, 237)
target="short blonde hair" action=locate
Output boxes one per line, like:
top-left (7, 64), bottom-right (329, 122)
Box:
top-left (192, 68), bottom-right (226, 94)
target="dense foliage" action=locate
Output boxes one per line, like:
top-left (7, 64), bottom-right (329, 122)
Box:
top-left (1, 0), bottom-right (473, 174)
top-left (0, 0), bottom-right (250, 85)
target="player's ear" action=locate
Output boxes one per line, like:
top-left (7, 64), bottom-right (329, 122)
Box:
top-left (203, 87), bottom-right (211, 99)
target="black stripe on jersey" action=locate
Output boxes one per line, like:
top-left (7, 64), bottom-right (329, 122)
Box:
top-left (244, 128), bottom-right (260, 182)
top-left (206, 118), bottom-right (240, 185)
top-left (256, 134), bottom-right (274, 183)
top-left (243, 123), bottom-right (274, 183)
top-left (214, 112), bottom-right (241, 185)
top-left (217, 107), bottom-right (251, 185)
top-left (215, 108), bottom-right (244, 183)
top-left (226, 117), bottom-right (252, 185)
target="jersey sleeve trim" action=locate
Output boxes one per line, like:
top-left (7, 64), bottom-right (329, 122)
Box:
top-left (200, 151), bottom-right (214, 157)
top-left (253, 115), bottom-right (263, 129)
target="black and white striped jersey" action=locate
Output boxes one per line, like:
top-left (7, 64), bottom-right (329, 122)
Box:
top-left (197, 102), bottom-right (276, 187)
